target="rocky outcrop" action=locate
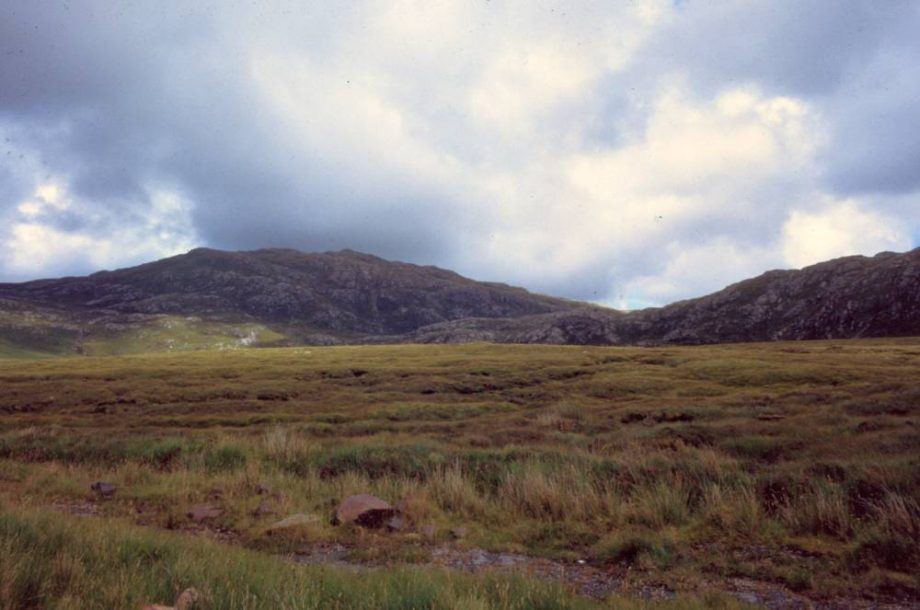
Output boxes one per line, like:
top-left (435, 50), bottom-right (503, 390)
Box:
top-left (399, 249), bottom-right (920, 345)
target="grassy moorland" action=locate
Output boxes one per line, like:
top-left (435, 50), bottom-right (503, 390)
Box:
top-left (0, 340), bottom-right (918, 608)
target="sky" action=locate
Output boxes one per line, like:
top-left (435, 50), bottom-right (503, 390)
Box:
top-left (1, 1), bottom-right (918, 308)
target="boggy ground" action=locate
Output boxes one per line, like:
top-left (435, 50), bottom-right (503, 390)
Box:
top-left (0, 340), bottom-right (918, 609)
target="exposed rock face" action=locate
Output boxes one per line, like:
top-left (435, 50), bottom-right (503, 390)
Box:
top-left (1, 247), bottom-right (917, 348)
top-left (332, 494), bottom-right (395, 528)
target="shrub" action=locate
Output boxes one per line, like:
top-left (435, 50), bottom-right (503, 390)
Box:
top-left (595, 533), bottom-right (678, 568)
top-left (139, 438), bottom-right (188, 470)
top-left (721, 436), bottom-right (791, 463)
top-left (850, 532), bottom-right (919, 572)
top-left (204, 443), bottom-right (248, 473)
top-left (316, 444), bottom-right (444, 480)
top-left (627, 479), bottom-right (691, 528)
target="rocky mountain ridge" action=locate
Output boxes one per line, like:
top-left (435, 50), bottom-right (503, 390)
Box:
top-left (400, 249), bottom-right (920, 345)
top-left (0, 247), bottom-right (917, 354)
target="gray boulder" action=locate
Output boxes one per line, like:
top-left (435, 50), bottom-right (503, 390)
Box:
top-left (90, 481), bottom-right (117, 497)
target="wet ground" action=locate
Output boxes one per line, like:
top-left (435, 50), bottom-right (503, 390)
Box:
top-left (291, 542), bottom-right (916, 609)
top-left (50, 500), bottom-right (919, 610)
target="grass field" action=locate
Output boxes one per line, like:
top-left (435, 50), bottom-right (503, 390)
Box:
top-left (0, 339), bottom-right (918, 608)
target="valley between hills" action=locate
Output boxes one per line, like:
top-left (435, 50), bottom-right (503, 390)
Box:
top-left (0, 249), bottom-right (917, 609)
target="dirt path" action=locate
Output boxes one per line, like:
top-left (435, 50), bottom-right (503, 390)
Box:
top-left (47, 500), bottom-right (919, 610)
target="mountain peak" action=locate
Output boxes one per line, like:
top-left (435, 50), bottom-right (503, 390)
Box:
top-left (0, 246), bottom-right (575, 336)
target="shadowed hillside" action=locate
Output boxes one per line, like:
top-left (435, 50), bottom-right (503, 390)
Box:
top-left (406, 249), bottom-right (920, 345)
top-left (0, 248), bottom-right (575, 334)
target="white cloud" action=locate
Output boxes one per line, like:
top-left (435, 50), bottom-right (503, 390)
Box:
top-left (468, 43), bottom-right (596, 135)
top-left (35, 183), bottom-right (62, 206)
top-left (2, 180), bottom-right (198, 279)
top-left (781, 200), bottom-right (910, 268)
top-left (616, 239), bottom-right (781, 308)
top-left (7, 223), bottom-right (98, 277)
top-left (566, 85), bottom-right (815, 201)
top-left (468, 85), bottom-right (821, 299)
top-left (15, 182), bottom-right (70, 219)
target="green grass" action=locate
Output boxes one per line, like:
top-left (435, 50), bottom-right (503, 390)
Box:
top-left (0, 339), bottom-right (918, 606)
top-left (81, 316), bottom-right (288, 356)
top-left (0, 508), bottom-right (603, 610)
top-left (0, 309), bottom-right (291, 358)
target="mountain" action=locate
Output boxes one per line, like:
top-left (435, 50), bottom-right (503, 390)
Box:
top-left (402, 249), bottom-right (920, 345)
top-left (0, 247), bottom-right (917, 356)
top-left (0, 248), bottom-right (577, 355)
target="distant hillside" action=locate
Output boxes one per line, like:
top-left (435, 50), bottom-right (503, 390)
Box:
top-left (0, 248), bottom-right (578, 355)
top-left (0, 247), bottom-right (917, 356)
top-left (0, 248), bottom-right (577, 333)
top-left (403, 249), bottom-right (920, 345)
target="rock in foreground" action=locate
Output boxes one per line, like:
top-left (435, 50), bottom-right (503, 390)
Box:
top-left (90, 481), bottom-right (117, 497)
top-left (332, 494), bottom-right (395, 528)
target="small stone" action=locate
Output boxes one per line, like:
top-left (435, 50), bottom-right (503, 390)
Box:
top-left (386, 514), bottom-right (405, 532)
top-left (732, 592), bottom-right (760, 606)
top-left (141, 586), bottom-right (200, 610)
top-left (187, 504), bottom-right (223, 521)
top-left (174, 588), bottom-right (201, 610)
top-left (450, 526), bottom-right (469, 540)
top-left (90, 481), bottom-right (117, 497)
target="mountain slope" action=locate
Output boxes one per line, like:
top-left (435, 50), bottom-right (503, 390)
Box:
top-left (633, 249), bottom-right (920, 343)
top-left (0, 247), bottom-right (577, 339)
top-left (0, 247), bottom-right (917, 355)
top-left (401, 249), bottom-right (920, 345)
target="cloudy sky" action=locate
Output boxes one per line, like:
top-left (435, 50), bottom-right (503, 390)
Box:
top-left (1, 1), bottom-right (918, 307)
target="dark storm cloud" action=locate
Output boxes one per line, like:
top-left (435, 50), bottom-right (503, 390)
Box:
top-left (0, 1), bottom-right (457, 266)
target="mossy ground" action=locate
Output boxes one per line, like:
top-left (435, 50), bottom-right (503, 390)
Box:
top-left (0, 339), bottom-right (918, 608)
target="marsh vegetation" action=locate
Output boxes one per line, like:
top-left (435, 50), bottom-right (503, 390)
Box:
top-left (0, 340), bottom-right (917, 608)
